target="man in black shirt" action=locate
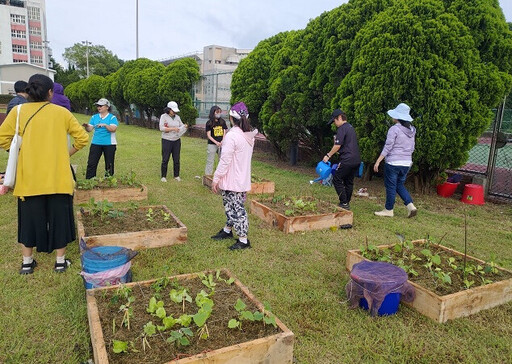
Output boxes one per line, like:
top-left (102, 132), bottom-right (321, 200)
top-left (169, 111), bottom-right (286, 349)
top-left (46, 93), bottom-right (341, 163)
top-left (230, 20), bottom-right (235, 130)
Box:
top-left (323, 109), bottom-right (361, 210)
top-left (6, 81), bottom-right (28, 115)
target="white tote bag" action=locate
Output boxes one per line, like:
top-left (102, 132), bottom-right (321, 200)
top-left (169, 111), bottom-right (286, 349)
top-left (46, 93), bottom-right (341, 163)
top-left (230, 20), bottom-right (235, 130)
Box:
top-left (3, 105), bottom-right (23, 188)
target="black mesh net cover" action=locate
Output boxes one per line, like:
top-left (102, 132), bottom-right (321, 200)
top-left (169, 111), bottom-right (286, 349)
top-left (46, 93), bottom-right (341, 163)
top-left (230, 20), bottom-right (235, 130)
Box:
top-left (345, 261), bottom-right (415, 316)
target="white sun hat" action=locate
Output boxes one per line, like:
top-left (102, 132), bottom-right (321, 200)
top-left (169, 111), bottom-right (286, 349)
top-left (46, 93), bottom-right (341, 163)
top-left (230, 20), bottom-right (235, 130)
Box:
top-left (387, 103), bottom-right (413, 122)
top-left (167, 101), bottom-right (180, 113)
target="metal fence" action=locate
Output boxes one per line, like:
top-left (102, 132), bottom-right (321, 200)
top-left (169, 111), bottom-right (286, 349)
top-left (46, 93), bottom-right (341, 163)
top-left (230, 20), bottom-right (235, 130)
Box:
top-left (457, 101), bottom-right (512, 201)
top-left (193, 71), bottom-right (234, 118)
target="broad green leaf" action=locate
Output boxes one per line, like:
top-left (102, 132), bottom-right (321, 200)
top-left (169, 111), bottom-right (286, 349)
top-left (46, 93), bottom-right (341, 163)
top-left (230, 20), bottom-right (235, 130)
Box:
top-left (162, 315), bottom-right (176, 329)
top-left (181, 327), bottom-right (193, 337)
top-left (112, 340), bottom-right (128, 353)
top-left (193, 311), bottom-right (209, 327)
top-left (143, 321), bottom-right (156, 336)
top-left (264, 315), bottom-right (277, 328)
top-left (431, 255), bottom-right (441, 265)
top-left (228, 319), bottom-right (239, 328)
top-left (177, 314), bottom-right (192, 327)
top-left (155, 307), bottom-right (166, 319)
top-left (234, 298), bottom-right (246, 312)
top-left (253, 311), bottom-right (264, 321)
top-left (241, 310), bottom-right (255, 321)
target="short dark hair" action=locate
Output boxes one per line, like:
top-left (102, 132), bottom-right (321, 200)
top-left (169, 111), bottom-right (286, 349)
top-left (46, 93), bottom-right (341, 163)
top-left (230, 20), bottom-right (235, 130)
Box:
top-left (14, 80), bottom-right (28, 93)
top-left (163, 107), bottom-right (172, 114)
top-left (26, 74), bottom-right (53, 102)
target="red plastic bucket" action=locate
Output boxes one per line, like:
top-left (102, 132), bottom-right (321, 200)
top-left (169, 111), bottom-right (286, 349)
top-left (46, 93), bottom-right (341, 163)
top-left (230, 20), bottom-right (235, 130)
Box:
top-left (461, 184), bottom-right (485, 205)
top-left (437, 182), bottom-right (459, 197)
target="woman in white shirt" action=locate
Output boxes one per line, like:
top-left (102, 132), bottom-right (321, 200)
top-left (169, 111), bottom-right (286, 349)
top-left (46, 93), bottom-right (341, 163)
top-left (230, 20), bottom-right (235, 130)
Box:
top-left (159, 101), bottom-right (186, 182)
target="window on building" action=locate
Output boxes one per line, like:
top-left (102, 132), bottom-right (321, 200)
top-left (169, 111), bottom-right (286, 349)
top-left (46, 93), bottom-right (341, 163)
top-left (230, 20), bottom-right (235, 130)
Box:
top-left (29, 27), bottom-right (41, 36)
top-left (30, 41), bottom-right (42, 49)
top-left (13, 59), bottom-right (25, 63)
top-left (12, 44), bottom-right (28, 54)
top-left (10, 14), bottom-right (26, 24)
top-left (31, 55), bottom-right (43, 64)
top-left (11, 29), bottom-right (27, 39)
top-left (28, 7), bottom-right (41, 20)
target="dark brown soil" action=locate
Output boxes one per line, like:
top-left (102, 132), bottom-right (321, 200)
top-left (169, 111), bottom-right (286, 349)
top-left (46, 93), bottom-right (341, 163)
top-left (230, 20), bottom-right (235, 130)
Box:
top-left (260, 196), bottom-right (339, 217)
top-left (82, 207), bottom-right (180, 236)
top-left (360, 242), bottom-right (512, 296)
top-left (94, 273), bottom-right (281, 363)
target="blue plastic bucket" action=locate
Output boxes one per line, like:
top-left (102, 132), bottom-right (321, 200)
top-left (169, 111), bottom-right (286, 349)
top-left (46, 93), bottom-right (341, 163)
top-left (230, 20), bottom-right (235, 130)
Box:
top-left (359, 292), bottom-right (401, 316)
top-left (81, 246), bottom-right (132, 289)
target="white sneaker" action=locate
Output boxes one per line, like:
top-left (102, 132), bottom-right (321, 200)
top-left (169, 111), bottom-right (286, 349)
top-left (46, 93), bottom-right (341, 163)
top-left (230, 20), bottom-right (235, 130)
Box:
top-left (374, 209), bottom-right (394, 217)
top-left (161, 177), bottom-right (167, 182)
top-left (406, 203), bottom-right (417, 218)
top-left (174, 177), bottom-right (181, 182)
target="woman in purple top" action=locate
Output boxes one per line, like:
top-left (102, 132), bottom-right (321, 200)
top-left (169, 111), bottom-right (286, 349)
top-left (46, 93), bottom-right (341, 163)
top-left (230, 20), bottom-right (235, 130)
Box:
top-left (51, 83), bottom-right (71, 111)
top-left (373, 103), bottom-right (417, 218)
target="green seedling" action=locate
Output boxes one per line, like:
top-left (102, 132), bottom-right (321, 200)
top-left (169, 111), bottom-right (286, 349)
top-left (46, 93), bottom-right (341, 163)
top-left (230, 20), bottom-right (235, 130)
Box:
top-left (142, 321), bottom-right (156, 352)
top-left (199, 273), bottom-right (217, 290)
top-left (170, 288), bottom-right (192, 312)
top-left (463, 279), bottom-right (475, 289)
top-left (157, 315), bottom-right (177, 331)
top-left (112, 340), bottom-right (129, 354)
top-left (485, 261), bottom-right (499, 274)
top-left (176, 314), bottom-right (192, 327)
top-left (215, 270), bottom-right (235, 285)
top-left (146, 296), bottom-right (164, 314)
top-left (167, 328), bottom-right (193, 346)
top-left (119, 296), bottom-right (135, 330)
top-left (193, 299), bottom-right (213, 339)
top-left (447, 257), bottom-right (458, 270)
top-left (151, 277), bottom-right (170, 298)
top-left (161, 209), bottom-right (171, 222)
top-left (146, 208), bottom-right (154, 223)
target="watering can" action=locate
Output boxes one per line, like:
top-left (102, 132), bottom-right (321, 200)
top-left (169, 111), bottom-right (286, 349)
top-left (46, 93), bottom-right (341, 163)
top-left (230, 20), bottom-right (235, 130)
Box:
top-left (310, 161), bottom-right (332, 184)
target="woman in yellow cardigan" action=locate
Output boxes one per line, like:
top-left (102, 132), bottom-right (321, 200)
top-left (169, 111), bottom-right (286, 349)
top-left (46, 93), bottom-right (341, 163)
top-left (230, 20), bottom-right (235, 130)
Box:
top-left (0, 74), bottom-right (89, 274)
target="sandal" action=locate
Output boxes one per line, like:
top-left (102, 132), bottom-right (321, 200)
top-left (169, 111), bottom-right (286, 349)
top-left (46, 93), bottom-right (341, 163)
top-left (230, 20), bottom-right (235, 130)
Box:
top-left (19, 259), bottom-right (37, 275)
top-left (54, 259), bottom-right (72, 273)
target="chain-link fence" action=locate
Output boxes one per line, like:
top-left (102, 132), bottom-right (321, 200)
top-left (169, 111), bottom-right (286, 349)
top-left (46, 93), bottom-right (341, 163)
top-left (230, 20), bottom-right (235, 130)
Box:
top-left (457, 102), bottom-right (512, 201)
top-left (193, 71), bottom-right (234, 119)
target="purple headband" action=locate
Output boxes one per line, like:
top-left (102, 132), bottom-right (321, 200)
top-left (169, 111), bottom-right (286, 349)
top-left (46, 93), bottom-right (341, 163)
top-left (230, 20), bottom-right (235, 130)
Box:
top-left (229, 102), bottom-right (249, 120)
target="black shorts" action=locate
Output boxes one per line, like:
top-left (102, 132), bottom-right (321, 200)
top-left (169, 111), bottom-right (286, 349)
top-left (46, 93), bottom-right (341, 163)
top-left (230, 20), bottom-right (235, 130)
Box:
top-left (18, 194), bottom-right (76, 253)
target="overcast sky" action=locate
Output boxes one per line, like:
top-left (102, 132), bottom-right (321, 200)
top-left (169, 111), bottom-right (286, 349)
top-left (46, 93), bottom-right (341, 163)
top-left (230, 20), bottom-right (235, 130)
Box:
top-left (47, 0), bottom-right (512, 66)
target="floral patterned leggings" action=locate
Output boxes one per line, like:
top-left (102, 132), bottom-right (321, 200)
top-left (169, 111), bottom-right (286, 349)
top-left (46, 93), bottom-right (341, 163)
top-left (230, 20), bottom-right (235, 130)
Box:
top-left (221, 190), bottom-right (248, 237)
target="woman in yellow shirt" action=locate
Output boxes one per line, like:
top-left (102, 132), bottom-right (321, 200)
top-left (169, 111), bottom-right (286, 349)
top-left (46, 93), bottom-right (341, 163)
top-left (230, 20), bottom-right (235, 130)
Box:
top-left (0, 74), bottom-right (89, 274)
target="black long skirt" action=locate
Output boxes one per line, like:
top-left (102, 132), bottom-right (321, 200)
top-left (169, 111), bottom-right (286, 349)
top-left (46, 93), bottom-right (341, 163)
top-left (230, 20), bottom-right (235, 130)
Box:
top-left (17, 194), bottom-right (76, 253)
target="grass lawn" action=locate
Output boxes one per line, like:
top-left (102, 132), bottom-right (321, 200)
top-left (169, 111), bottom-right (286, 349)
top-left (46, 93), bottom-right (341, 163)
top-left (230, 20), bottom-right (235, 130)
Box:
top-left (1, 114), bottom-right (512, 363)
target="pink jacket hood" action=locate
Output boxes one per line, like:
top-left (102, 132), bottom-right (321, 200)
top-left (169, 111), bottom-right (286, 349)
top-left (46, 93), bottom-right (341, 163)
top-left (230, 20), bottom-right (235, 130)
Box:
top-left (213, 126), bottom-right (258, 192)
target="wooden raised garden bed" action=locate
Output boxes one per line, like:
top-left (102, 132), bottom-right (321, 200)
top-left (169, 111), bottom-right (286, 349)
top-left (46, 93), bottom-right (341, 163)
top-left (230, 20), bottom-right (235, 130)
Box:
top-left (75, 184), bottom-right (148, 204)
top-left (77, 205), bottom-right (187, 250)
top-left (202, 175), bottom-right (275, 195)
top-left (250, 197), bottom-right (353, 233)
top-left (86, 269), bottom-right (294, 364)
top-left (346, 240), bottom-right (512, 323)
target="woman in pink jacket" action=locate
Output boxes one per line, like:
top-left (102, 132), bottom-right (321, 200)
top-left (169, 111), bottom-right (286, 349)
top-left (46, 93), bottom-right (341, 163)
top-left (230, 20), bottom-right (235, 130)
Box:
top-left (211, 102), bottom-right (258, 250)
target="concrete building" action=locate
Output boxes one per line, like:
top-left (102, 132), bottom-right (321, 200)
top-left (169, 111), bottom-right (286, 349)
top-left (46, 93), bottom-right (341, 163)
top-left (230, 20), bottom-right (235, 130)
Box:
top-left (0, 0), bottom-right (53, 94)
top-left (161, 45), bottom-right (252, 117)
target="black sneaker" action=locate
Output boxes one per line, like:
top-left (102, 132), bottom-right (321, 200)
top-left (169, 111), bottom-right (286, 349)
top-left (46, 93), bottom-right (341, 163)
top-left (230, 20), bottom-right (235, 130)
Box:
top-left (19, 259), bottom-right (37, 275)
top-left (229, 239), bottom-right (251, 250)
top-left (339, 203), bottom-right (350, 210)
top-left (54, 259), bottom-right (72, 273)
top-left (211, 229), bottom-right (233, 240)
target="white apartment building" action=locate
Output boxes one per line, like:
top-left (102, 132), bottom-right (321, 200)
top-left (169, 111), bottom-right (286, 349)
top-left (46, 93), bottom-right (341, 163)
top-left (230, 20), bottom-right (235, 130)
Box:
top-left (0, 0), bottom-right (53, 94)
